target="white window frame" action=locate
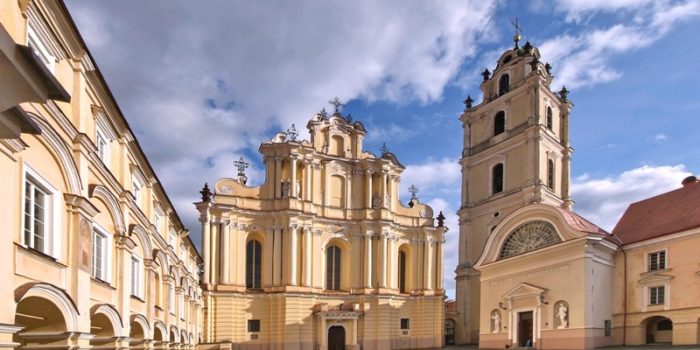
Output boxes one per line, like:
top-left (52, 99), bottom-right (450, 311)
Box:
top-left (132, 176), bottom-right (143, 206)
top-left (130, 254), bottom-right (142, 298)
top-left (21, 165), bottom-right (61, 259)
top-left (169, 229), bottom-right (177, 248)
top-left (26, 24), bottom-right (55, 73)
top-left (95, 125), bottom-right (110, 165)
top-left (179, 293), bottom-right (185, 319)
top-left (91, 225), bottom-right (112, 282)
top-left (648, 250), bottom-right (667, 272)
top-left (169, 284), bottom-right (176, 314)
top-left (649, 286), bottom-right (665, 305)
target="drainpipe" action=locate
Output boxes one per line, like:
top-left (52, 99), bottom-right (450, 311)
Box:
top-left (621, 246), bottom-right (627, 346)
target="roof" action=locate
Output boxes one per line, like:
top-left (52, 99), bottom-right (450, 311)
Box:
top-left (555, 207), bottom-right (609, 236)
top-left (612, 178), bottom-right (700, 245)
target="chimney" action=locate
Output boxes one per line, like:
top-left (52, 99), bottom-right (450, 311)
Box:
top-left (681, 175), bottom-right (698, 187)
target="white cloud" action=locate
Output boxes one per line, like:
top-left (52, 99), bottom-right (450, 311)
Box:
top-left (539, 0), bottom-right (700, 89)
top-left (571, 164), bottom-right (691, 231)
top-left (652, 132), bottom-right (668, 143)
top-left (400, 158), bottom-right (461, 200)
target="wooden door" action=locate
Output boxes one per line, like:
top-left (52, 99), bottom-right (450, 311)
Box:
top-left (518, 311), bottom-right (533, 347)
top-left (328, 326), bottom-right (345, 350)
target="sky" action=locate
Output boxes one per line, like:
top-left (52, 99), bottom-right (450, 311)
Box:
top-left (65, 0), bottom-right (700, 299)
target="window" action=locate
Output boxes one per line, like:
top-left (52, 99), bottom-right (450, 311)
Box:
top-left (649, 251), bottom-right (666, 271)
top-left (326, 245), bottom-right (341, 291)
top-left (92, 228), bottom-right (109, 281)
top-left (546, 107), bottom-right (553, 131)
top-left (492, 163), bottom-right (504, 194)
top-left (179, 293), bottom-right (185, 318)
top-left (132, 176), bottom-right (142, 205)
top-left (169, 230), bottom-right (177, 247)
top-left (24, 177), bottom-right (49, 253)
top-left (180, 244), bottom-right (186, 261)
top-left (657, 319), bottom-right (673, 330)
top-left (401, 318), bottom-right (410, 330)
top-left (604, 320), bottom-right (612, 336)
top-left (493, 111), bottom-right (506, 136)
top-left (248, 320), bottom-right (260, 332)
top-left (547, 159), bottom-right (555, 190)
top-left (27, 24), bottom-right (55, 72)
top-left (154, 213), bottom-right (161, 233)
top-left (169, 284), bottom-right (176, 313)
top-left (498, 74), bottom-right (510, 96)
top-left (95, 126), bottom-right (110, 164)
top-left (131, 255), bottom-right (142, 297)
top-left (399, 251), bottom-right (407, 293)
top-left (154, 273), bottom-right (162, 307)
top-left (650, 286), bottom-right (665, 305)
top-left (246, 240), bottom-right (262, 289)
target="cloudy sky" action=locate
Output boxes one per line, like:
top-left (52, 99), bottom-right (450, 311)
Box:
top-left (65, 0), bottom-right (700, 299)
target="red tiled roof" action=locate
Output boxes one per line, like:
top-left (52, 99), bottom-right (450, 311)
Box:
top-left (612, 179), bottom-right (700, 245)
top-left (556, 207), bottom-right (609, 236)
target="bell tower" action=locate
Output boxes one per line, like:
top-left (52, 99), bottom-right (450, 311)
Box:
top-left (454, 36), bottom-right (573, 344)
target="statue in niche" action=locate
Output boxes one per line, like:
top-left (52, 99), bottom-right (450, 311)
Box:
top-left (557, 303), bottom-right (568, 329)
top-left (281, 179), bottom-right (290, 198)
top-left (294, 180), bottom-right (301, 197)
top-left (371, 192), bottom-right (380, 209)
top-left (491, 311), bottom-right (501, 333)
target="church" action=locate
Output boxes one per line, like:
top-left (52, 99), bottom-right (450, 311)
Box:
top-left (195, 107), bottom-right (447, 349)
top-left (453, 33), bottom-right (700, 349)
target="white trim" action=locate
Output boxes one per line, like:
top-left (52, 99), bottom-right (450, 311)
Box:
top-left (95, 124), bottom-right (111, 166)
top-left (130, 254), bottom-right (143, 298)
top-left (26, 24), bottom-right (55, 73)
top-left (647, 249), bottom-right (668, 272)
top-left (132, 175), bottom-right (143, 207)
top-left (91, 224), bottom-right (112, 283)
top-left (21, 164), bottom-right (62, 259)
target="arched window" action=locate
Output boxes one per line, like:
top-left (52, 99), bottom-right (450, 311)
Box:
top-left (493, 111), bottom-right (505, 136)
top-left (154, 273), bottom-right (162, 307)
top-left (330, 175), bottom-right (345, 207)
top-left (499, 221), bottom-right (561, 259)
top-left (492, 163), bottom-right (504, 194)
top-left (498, 74), bottom-right (510, 96)
top-left (547, 159), bottom-right (555, 190)
top-left (246, 240), bottom-right (262, 289)
top-left (546, 107), bottom-right (553, 130)
top-left (326, 245), bottom-right (341, 290)
top-left (398, 251), bottom-right (407, 293)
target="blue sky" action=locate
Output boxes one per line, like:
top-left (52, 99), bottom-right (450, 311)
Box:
top-left (66, 0), bottom-right (700, 299)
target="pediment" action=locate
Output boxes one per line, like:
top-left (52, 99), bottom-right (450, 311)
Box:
top-left (503, 283), bottom-right (547, 299)
top-left (638, 273), bottom-right (674, 285)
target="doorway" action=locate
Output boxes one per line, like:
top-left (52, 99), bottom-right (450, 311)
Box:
top-left (328, 326), bottom-right (345, 350)
top-left (518, 311), bottom-right (534, 347)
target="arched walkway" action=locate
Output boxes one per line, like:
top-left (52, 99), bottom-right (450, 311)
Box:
top-left (644, 316), bottom-right (673, 344)
top-left (13, 284), bottom-right (79, 348)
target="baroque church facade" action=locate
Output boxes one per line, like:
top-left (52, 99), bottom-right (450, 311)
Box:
top-left (454, 35), bottom-right (700, 349)
top-left (196, 110), bottom-right (447, 349)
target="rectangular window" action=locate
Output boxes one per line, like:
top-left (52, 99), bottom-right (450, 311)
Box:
top-left (154, 213), bottom-right (161, 232)
top-left (27, 24), bottom-right (55, 72)
top-left (650, 286), bottom-right (665, 305)
top-left (169, 230), bottom-right (177, 247)
top-left (92, 229), bottom-right (108, 281)
top-left (24, 177), bottom-right (49, 253)
top-left (169, 285), bottom-right (175, 313)
top-left (131, 255), bottom-right (141, 297)
top-left (401, 318), bottom-right (410, 330)
top-left (132, 177), bottom-right (142, 205)
top-left (248, 320), bottom-right (260, 332)
top-left (649, 251), bottom-right (666, 271)
top-left (95, 127), bottom-right (109, 164)
top-left (604, 320), bottom-right (612, 337)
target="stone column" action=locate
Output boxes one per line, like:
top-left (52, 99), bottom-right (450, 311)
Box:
top-left (379, 233), bottom-right (388, 288)
top-left (289, 225), bottom-right (298, 286)
top-left (387, 235), bottom-right (395, 289)
top-left (351, 234), bottom-right (362, 289)
top-left (273, 227), bottom-right (282, 286)
top-left (264, 156), bottom-right (274, 198)
top-left (425, 238), bottom-right (434, 290)
top-left (436, 238), bottom-right (444, 292)
top-left (263, 228), bottom-right (274, 288)
top-left (221, 220), bottom-right (230, 284)
top-left (210, 220), bottom-right (219, 285)
top-left (364, 234), bottom-right (373, 289)
top-left (366, 170), bottom-right (373, 208)
top-left (303, 227), bottom-right (312, 287)
top-left (304, 160), bottom-right (313, 201)
top-left (199, 206), bottom-right (211, 286)
top-left (274, 157), bottom-right (282, 198)
top-left (380, 172), bottom-right (387, 208)
top-left (290, 156), bottom-right (298, 198)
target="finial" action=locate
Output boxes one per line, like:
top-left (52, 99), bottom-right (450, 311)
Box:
top-left (328, 97), bottom-right (344, 114)
top-left (408, 184), bottom-right (419, 200)
top-left (233, 157), bottom-right (249, 176)
top-left (286, 124), bottom-right (299, 141)
top-left (346, 113), bottom-right (353, 123)
top-left (523, 41), bottom-right (533, 53)
top-left (200, 183), bottom-right (212, 202)
top-left (511, 17), bottom-right (522, 49)
top-left (544, 62), bottom-right (552, 75)
top-left (481, 68), bottom-right (491, 82)
top-left (437, 211), bottom-right (445, 228)
top-left (464, 95), bottom-right (474, 110)
top-left (559, 86), bottom-right (569, 101)
top-left (529, 56), bottom-right (539, 72)
top-left (319, 108), bottom-right (328, 119)
top-left (380, 142), bottom-right (389, 155)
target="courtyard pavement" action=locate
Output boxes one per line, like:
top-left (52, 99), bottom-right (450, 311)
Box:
top-left (423, 345), bottom-right (700, 350)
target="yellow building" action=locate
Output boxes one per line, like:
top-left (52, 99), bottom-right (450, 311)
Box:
top-left (196, 108), bottom-right (447, 350)
top-left (0, 1), bottom-right (203, 349)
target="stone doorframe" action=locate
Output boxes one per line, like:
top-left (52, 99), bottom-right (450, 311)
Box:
top-left (315, 304), bottom-right (363, 350)
top-left (502, 283), bottom-right (547, 347)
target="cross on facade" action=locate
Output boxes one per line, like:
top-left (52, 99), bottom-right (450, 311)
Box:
top-left (409, 184), bottom-right (419, 200)
top-left (328, 97), bottom-right (344, 114)
top-left (234, 157), bottom-right (249, 175)
top-left (287, 124), bottom-right (298, 141)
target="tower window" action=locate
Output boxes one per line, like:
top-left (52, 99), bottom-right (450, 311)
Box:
top-left (326, 245), bottom-right (341, 290)
top-left (493, 111), bottom-right (506, 136)
top-left (498, 74), bottom-right (510, 96)
top-left (492, 163), bottom-right (504, 194)
top-left (547, 159), bottom-right (555, 190)
top-left (399, 250), bottom-right (407, 293)
top-left (546, 107), bottom-right (553, 131)
top-left (246, 240), bottom-right (262, 289)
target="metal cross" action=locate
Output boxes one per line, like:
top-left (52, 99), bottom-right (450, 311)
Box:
top-left (328, 97), bottom-right (344, 114)
top-left (287, 124), bottom-right (298, 141)
top-left (380, 142), bottom-right (389, 155)
top-left (234, 157), bottom-right (249, 175)
top-left (408, 184), bottom-right (419, 200)
top-left (511, 17), bottom-right (522, 47)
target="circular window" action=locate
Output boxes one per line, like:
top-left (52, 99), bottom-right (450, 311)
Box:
top-left (499, 221), bottom-right (561, 259)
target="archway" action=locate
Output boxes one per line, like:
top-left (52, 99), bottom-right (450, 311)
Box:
top-left (644, 316), bottom-right (673, 344)
top-left (445, 318), bottom-right (456, 345)
top-left (328, 326), bottom-right (345, 350)
top-left (14, 296), bottom-right (68, 346)
top-left (90, 312), bottom-right (117, 347)
top-left (129, 318), bottom-right (147, 349)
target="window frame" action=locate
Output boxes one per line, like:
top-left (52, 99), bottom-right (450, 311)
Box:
top-left (493, 111), bottom-right (506, 136)
top-left (326, 245), bottom-right (342, 291)
top-left (26, 24), bottom-right (55, 73)
top-left (130, 254), bottom-right (143, 298)
top-left (547, 159), bottom-right (555, 190)
top-left (169, 283), bottom-right (176, 314)
top-left (248, 319), bottom-right (261, 333)
top-left (132, 175), bottom-right (143, 206)
top-left (95, 125), bottom-right (110, 165)
top-left (649, 286), bottom-right (665, 305)
top-left (498, 74), bottom-right (510, 96)
top-left (648, 250), bottom-right (667, 272)
top-left (22, 165), bottom-right (61, 259)
top-left (546, 106), bottom-right (554, 131)
top-left (398, 250), bottom-right (407, 293)
top-left (400, 318), bottom-right (410, 330)
top-left (91, 225), bottom-right (111, 283)
top-left (246, 240), bottom-right (263, 289)
top-left (491, 163), bottom-right (505, 195)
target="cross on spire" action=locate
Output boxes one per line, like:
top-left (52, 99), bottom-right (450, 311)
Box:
top-left (511, 17), bottom-right (523, 48)
top-left (408, 184), bottom-right (419, 200)
top-left (328, 97), bottom-right (344, 114)
top-left (234, 157), bottom-right (249, 175)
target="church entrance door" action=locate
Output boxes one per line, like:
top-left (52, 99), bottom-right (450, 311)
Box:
top-left (328, 326), bottom-right (345, 350)
top-left (518, 311), bottom-right (533, 347)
